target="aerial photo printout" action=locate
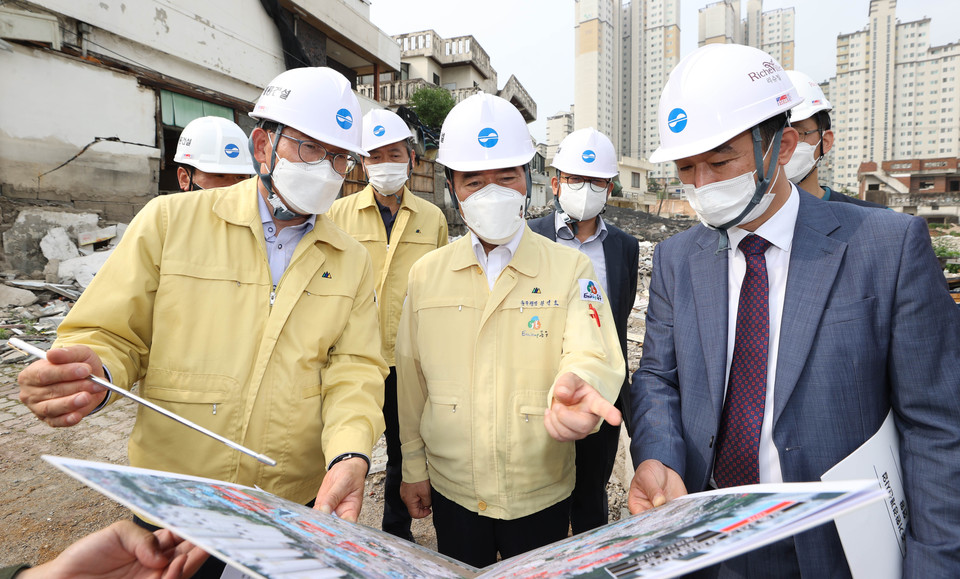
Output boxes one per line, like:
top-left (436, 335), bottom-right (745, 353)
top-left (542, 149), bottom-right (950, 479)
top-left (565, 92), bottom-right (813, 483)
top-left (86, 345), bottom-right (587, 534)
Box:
top-left (44, 456), bottom-right (882, 579)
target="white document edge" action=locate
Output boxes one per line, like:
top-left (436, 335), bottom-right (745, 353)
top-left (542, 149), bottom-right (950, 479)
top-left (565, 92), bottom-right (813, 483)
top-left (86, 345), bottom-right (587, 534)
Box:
top-left (822, 410), bottom-right (905, 579)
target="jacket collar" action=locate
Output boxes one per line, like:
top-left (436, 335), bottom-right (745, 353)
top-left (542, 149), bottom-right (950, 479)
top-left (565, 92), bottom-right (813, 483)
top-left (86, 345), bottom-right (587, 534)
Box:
top-left (356, 184), bottom-right (419, 213)
top-left (213, 177), bottom-right (348, 251)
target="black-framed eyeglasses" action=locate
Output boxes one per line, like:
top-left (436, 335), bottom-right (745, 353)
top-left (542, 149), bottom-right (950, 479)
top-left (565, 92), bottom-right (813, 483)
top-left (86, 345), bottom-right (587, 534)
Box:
top-left (276, 132), bottom-right (357, 176)
top-left (560, 174), bottom-right (610, 193)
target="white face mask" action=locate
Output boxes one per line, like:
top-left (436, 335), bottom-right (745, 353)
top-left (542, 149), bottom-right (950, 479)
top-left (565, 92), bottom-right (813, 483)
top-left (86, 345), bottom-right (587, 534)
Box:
top-left (270, 158), bottom-right (344, 215)
top-left (684, 167), bottom-right (778, 229)
top-left (459, 183), bottom-right (526, 245)
top-left (365, 162), bottom-right (409, 196)
top-left (558, 182), bottom-right (608, 221)
top-left (784, 140), bottom-right (821, 184)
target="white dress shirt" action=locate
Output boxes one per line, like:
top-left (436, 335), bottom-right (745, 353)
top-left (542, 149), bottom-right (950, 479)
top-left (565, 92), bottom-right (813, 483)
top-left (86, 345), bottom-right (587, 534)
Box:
top-left (723, 183), bottom-right (800, 484)
top-left (470, 226), bottom-right (525, 290)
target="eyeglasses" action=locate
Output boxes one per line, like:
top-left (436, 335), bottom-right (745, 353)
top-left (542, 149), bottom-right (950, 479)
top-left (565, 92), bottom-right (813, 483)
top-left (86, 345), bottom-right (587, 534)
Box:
top-left (797, 129), bottom-right (822, 137)
top-left (560, 175), bottom-right (610, 193)
top-left (276, 132), bottom-right (357, 175)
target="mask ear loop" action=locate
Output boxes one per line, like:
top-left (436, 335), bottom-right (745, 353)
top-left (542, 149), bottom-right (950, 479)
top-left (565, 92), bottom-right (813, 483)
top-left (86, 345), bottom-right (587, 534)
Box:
top-left (713, 122), bottom-right (785, 253)
top-left (249, 124), bottom-right (299, 221)
top-left (553, 170), bottom-right (578, 239)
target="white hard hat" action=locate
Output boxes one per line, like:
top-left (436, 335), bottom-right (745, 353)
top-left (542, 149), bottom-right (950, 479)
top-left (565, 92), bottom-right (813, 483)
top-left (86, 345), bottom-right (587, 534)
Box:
top-left (551, 128), bottom-right (619, 179)
top-left (437, 93), bottom-right (535, 172)
top-left (786, 70), bottom-right (832, 122)
top-left (173, 116), bottom-right (253, 174)
top-left (362, 109), bottom-right (413, 152)
top-left (250, 67), bottom-right (367, 157)
top-left (650, 44), bottom-right (800, 163)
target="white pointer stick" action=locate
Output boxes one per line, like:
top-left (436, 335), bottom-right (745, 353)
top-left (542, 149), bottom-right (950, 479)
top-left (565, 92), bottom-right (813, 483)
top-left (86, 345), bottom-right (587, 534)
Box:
top-left (9, 338), bottom-right (277, 467)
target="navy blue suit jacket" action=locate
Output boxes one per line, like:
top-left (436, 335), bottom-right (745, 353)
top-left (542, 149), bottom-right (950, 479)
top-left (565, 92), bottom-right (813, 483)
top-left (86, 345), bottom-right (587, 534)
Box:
top-left (528, 213), bottom-right (639, 417)
top-left (629, 189), bottom-right (960, 577)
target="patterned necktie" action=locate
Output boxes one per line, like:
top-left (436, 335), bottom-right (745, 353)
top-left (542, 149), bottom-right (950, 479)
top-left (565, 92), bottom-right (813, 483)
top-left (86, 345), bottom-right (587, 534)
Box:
top-left (713, 234), bottom-right (772, 488)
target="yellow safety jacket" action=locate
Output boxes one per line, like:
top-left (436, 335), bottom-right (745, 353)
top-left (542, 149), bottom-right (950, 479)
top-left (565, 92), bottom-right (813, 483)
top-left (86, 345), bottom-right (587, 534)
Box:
top-left (397, 226), bottom-right (625, 520)
top-left (54, 179), bottom-right (387, 504)
top-left (328, 185), bottom-right (448, 365)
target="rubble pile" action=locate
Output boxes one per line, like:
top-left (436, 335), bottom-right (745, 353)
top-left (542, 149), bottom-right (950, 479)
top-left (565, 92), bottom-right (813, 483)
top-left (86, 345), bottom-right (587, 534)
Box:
top-left (526, 204), bottom-right (695, 243)
top-left (0, 207), bottom-right (129, 363)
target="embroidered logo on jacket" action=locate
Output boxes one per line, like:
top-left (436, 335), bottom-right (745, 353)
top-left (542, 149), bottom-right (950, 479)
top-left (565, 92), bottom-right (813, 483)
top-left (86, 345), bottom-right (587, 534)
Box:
top-left (578, 279), bottom-right (603, 303)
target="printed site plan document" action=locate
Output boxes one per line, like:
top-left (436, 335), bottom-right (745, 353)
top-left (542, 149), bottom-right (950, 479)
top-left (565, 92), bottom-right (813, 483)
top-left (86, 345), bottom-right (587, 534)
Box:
top-left (822, 410), bottom-right (906, 579)
top-left (45, 456), bottom-right (883, 579)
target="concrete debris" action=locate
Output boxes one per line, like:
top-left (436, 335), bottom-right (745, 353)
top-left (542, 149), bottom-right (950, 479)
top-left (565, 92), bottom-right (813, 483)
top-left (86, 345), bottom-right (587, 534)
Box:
top-left (7, 280), bottom-right (82, 301)
top-left (44, 259), bottom-right (60, 283)
top-left (0, 284), bottom-right (39, 307)
top-left (2, 208), bottom-right (100, 274)
top-left (58, 249), bottom-right (114, 288)
top-left (40, 227), bottom-right (80, 262)
top-left (78, 225), bottom-right (117, 247)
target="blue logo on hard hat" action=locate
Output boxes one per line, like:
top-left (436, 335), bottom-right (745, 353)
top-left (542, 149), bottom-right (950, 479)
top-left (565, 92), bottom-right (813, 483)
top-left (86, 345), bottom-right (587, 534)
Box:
top-left (373, 125), bottom-right (386, 137)
top-left (667, 108), bottom-right (688, 133)
top-left (478, 127), bottom-right (499, 148)
top-left (336, 108), bottom-right (353, 130)
top-left (582, 150), bottom-right (596, 163)
top-left (224, 143), bottom-right (240, 158)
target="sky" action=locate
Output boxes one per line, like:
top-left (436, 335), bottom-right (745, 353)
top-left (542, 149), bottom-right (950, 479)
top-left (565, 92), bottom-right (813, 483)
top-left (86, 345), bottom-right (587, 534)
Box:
top-left (368, 0), bottom-right (960, 143)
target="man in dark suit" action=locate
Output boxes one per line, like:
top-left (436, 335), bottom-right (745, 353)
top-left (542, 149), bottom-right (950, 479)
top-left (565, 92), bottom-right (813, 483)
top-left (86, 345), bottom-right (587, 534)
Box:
top-left (628, 44), bottom-right (960, 577)
top-left (784, 70), bottom-right (886, 210)
top-left (529, 128), bottom-right (639, 534)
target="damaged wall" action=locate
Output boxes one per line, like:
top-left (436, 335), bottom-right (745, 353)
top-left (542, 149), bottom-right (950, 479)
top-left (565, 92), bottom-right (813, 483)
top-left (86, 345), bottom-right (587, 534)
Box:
top-left (0, 44), bottom-right (159, 221)
top-left (30, 0), bottom-right (285, 93)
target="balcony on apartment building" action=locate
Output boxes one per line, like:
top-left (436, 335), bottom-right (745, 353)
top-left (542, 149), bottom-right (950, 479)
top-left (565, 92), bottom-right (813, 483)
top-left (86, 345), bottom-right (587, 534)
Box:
top-left (394, 30), bottom-right (496, 82)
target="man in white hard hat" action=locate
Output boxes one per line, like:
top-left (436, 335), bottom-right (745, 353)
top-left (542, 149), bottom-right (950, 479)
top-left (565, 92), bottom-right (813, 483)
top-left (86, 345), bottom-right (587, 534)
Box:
top-left (783, 70), bottom-right (885, 209)
top-left (627, 44), bottom-right (960, 576)
top-left (396, 93), bottom-right (625, 567)
top-left (328, 108), bottom-right (448, 542)
top-left (172, 115), bottom-right (253, 192)
top-left (528, 127), bottom-right (639, 534)
top-left (18, 67), bottom-right (387, 576)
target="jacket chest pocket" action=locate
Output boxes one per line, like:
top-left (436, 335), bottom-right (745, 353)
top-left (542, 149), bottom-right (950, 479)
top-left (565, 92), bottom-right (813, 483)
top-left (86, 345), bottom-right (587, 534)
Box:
top-left (282, 281), bottom-right (359, 360)
top-left (415, 297), bottom-right (482, 380)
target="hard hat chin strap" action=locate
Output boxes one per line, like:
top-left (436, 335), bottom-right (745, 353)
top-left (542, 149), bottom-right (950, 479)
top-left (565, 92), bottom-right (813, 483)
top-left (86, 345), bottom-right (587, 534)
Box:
top-left (553, 194), bottom-right (578, 239)
top-left (249, 123), bottom-right (299, 221)
top-left (713, 122), bottom-right (785, 252)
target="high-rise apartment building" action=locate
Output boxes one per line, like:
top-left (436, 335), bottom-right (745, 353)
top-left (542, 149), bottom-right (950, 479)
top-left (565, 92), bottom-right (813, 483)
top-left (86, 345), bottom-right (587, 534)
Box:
top-left (575, 0), bottom-right (678, 182)
top-left (545, 108), bottom-right (575, 163)
top-left (574, 0), bottom-right (621, 147)
top-left (744, 0), bottom-right (762, 49)
top-left (697, 0), bottom-right (793, 70)
top-left (829, 0), bottom-right (960, 190)
top-left (759, 8), bottom-right (795, 70)
top-left (638, 0), bottom-right (680, 181)
top-left (698, 0), bottom-right (740, 47)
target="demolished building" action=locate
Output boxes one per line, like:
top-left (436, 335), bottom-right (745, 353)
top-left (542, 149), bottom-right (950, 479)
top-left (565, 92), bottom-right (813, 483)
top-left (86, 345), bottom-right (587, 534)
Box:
top-left (0, 0), bottom-right (399, 220)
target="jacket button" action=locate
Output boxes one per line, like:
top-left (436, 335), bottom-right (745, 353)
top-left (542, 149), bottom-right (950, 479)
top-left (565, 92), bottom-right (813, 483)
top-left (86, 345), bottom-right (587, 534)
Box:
top-left (478, 500), bottom-right (487, 511)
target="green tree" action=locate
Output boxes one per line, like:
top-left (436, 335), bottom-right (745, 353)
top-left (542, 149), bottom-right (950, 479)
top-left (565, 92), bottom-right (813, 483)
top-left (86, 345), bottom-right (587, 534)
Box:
top-left (409, 86), bottom-right (456, 130)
